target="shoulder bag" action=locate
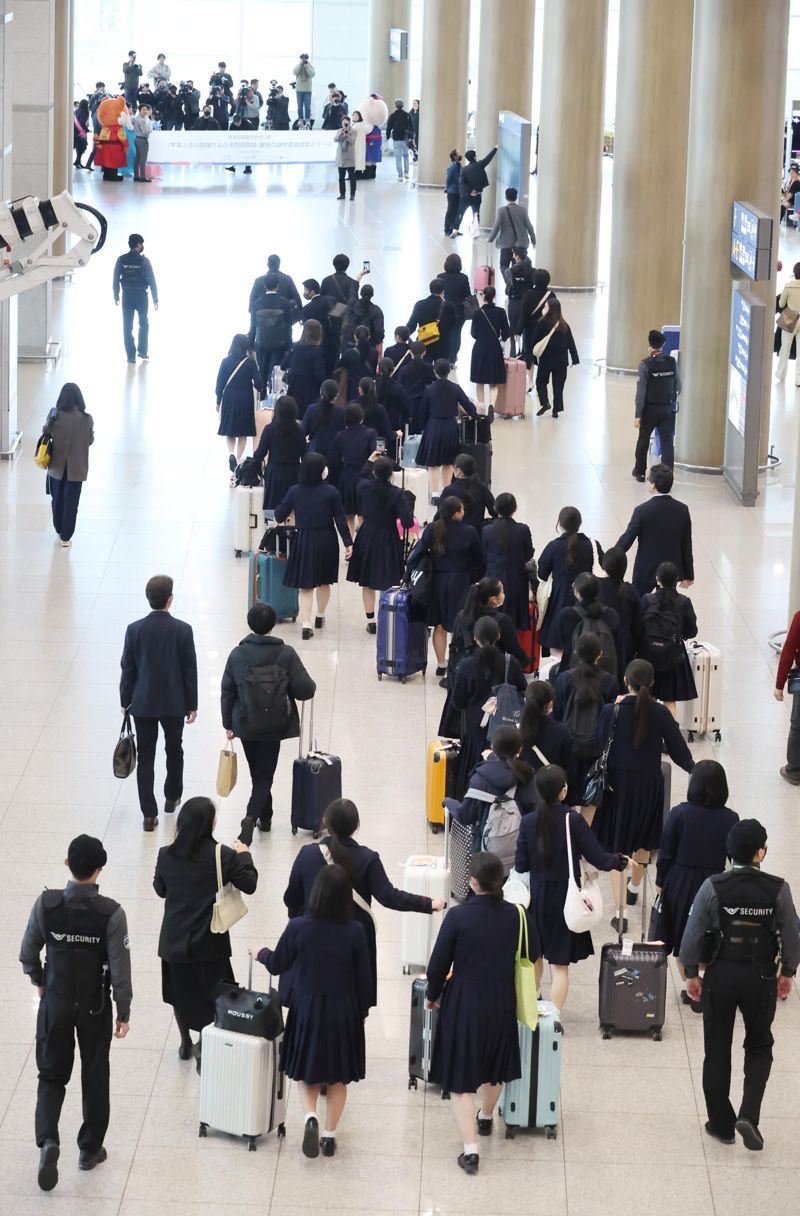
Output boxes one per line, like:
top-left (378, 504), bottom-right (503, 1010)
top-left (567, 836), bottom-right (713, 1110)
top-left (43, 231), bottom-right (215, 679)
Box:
top-left (533, 323), bottom-right (556, 359)
top-left (581, 702), bottom-right (620, 808)
top-left (562, 812), bottom-right (604, 932)
top-left (328, 276), bottom-right (349, 320)
top-left (33, 407), bottom-right (57, 470)
top-left (113, 711), bottom-right (137, 779)
top-left (319, 844), bottom-right (375, 921)
top-left (778, 306), bottom-right (800, 333)
top-left (210, 841), bottom-right (249, 933)
top-left (514, 904), bottom-right (539, 1030)
top-left (214, 954), bottom-right (283, 1040)
top-left (216, 738), bottom-right (238, 797)
top-left (222, 357), bottom-right (248, 398)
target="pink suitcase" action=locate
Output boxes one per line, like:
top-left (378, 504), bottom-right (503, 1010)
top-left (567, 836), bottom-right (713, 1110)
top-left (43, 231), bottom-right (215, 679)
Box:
top-left (473, 264), bottom-right (495, 291)
top-left (494, 358), bottom-right (527, 418)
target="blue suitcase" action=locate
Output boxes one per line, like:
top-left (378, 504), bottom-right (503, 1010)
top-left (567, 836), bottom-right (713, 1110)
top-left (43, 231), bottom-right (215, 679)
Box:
top-left (248, 534), bottom-right (299, 622)
top-left (376, 587), bottom-right (428, 682)
top-left (290, 700), bottom-right (342, 835)
top-left (498, 1002), bottom-right (563, 1139)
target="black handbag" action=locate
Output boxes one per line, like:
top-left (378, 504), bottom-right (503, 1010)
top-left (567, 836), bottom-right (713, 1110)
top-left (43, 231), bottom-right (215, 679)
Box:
top-left (787, 667), bottom-right (800, 695)
top-left (407, 551), bottom-right (434, 607)
top-left (581, 703), bottom-right (619, 808)
top-left (113, 711), bottom-right (137, 779)
top-left (214, 964), bottom-right (284, 1040)
top-left (648, 893), bottom-right (665, 942)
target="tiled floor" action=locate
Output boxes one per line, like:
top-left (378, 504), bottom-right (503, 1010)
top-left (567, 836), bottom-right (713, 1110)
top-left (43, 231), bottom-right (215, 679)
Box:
top-left (1, 155), bottom-right (800, 1214)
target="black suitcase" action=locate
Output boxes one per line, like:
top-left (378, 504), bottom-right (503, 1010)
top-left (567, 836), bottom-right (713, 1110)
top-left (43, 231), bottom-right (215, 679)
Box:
top-left (408, 976), bottom-right (448, 1096)
top-left (290, 700), bottom-right (342, 835)
top-left (457, 416), bottom-right (492, 487)
top-left (598, 873), bottom-right (668, 1041)
top-left (661, 760), bottom-right (672, 824)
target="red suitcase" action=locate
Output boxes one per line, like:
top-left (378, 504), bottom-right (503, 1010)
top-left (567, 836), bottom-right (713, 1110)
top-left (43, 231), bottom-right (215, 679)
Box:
top-left (473, 264), bottom-right (495, 291)
top-left (517, 601), bottom-right (540, 675)
top-left (495, 358), bottom-right (527, 418)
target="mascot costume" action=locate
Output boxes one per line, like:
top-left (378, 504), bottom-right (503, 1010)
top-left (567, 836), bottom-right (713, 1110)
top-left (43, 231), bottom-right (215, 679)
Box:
top-left (356, 94), bottom-right (387, 180)
top-left (94, 96), bottom-right (128, 182)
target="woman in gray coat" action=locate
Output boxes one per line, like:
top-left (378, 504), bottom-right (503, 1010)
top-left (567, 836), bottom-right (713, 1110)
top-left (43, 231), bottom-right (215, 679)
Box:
top-left (45, 383), bottom-right (94, 548)
top-left (334, 117), bottom-right (357, 200)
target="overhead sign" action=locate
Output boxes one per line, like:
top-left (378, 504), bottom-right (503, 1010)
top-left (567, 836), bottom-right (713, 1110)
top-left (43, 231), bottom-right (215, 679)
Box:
top-left (148, 129), bottom-right (336, 166)
top-left (730, 201), bottom-right (773, 281)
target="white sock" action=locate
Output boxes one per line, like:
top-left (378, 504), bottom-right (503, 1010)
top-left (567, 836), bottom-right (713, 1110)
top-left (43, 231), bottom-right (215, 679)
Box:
top-left (305, 1111), bottom-right (317, 1123)
top-left (478, 1109), bottom-right (492, 1121)
top-left (323, 1128), bottom-right (335, 1139)
top-left (463, 1141), bottom-right (478, 1155)
top-left (628, 879), bottom-right (640, 893)
top-left (302, 621), bottom-right (312, 630)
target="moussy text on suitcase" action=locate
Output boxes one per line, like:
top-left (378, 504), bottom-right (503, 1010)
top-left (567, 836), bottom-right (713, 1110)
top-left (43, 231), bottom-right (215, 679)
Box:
top-left (499, 1000), bottom-right (563, 1138)
top-left (377, 586), bottom-right (428, 682)
top-left (291, 698), bottom-right (342, 835)
top-left (598, 868), bottom-right (667, 1041)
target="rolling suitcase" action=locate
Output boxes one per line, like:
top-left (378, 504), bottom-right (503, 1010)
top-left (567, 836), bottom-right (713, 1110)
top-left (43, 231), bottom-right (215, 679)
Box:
top-left (255, 404), bottom-right (273, 444)
top-left (291, 699), bottom-right (342, 835)
top-left (392, 465), bottom-right (431, 517)
top-left (517, 601), bottom-right (541, 676)
top-left (399, 432), bottom-right (423, 469)
top-left (248, 530), bottom-right (299, 621)
top-left (377, 586), bottom-right (428, 681)
top-left (473, 242), bottom-right (495, 292)
top-left (426, 737), bottom-right (461, 833)
top-left (199, 960), bottom-right (286, 1150)
top-left (661, 760), bottom-right (672, 823)
top-left (598, 877), bottom-right (668, 1041)
top-left (679, 641), bottom-right (723, 741)
top-left (408, 975), bottom-right (448, 1093)
top-left (499, 1001), bottom-right (563, 1138)
top-left (494, 358), bottom-right (527, 418)
top-left (456, 416), bottom-right (492, 487)
top-left (234, 487), bottom-right (263, 557)
top-left (400, 826), bottom-right (450, 973)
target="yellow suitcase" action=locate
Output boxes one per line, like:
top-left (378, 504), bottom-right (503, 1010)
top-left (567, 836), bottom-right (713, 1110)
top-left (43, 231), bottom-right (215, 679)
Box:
top-left (426, 738), bottom-right (460, 833)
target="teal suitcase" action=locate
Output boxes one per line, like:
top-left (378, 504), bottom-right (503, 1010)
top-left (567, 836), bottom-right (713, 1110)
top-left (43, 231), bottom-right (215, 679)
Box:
top-left (248, 540), bottom-right (299, 623)
top-left (498, 1001), bottom-right (563, 1138)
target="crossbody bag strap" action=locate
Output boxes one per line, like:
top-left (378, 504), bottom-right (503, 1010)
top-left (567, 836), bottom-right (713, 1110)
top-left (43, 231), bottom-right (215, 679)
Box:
top-left (223, 358), bottom-right (248, 397)
top-left (390, 349), bottom-right (412, 378)
top-left (531, 743), bottom-right (548, 767)
top-left (504, 651), bottom-right (510, 683)
top-left (319, 843), bottom-right (376, 922)
top-left (530, 290), bottom-right (551, 320)
top-left (480, 306), bottom-right (500, 341)
top-left (215, 842), bottom-right (224, 893)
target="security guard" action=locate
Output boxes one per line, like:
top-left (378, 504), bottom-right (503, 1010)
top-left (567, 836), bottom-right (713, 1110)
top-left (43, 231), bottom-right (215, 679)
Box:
top-left (112, 232), bottom-right (159, 365)
top-left (680, 819), bottom-right (800, 1151)
top-left (19, 835), bottom-right (132, 1192)
top-left (631, 328), bottom-right (681, 481)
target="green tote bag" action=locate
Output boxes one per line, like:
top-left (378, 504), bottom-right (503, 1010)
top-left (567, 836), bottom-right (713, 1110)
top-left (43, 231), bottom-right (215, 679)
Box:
top-left (515, 904), bottom-right (539, 1031)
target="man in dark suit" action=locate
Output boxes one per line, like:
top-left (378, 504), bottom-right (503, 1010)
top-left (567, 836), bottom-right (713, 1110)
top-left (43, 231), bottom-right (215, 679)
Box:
top-left (615, 463), bottom-right (694, 595)
top-left (248, 253), bottom-right (303, 323)
top-left (302, 279), bottom-right (336, 373)
top-left (407, 278), bottom-right (456, 363)
top-left (248, 275), bottom-right (295, 385)
top-left (120, 575), bottom-right (198, 831)
top-left (220, 601), bottom-right (316, 843)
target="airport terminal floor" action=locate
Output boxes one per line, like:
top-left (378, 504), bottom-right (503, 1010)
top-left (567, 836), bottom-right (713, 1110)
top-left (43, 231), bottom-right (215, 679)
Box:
top-left (2, 158), bottom-right (800, 1214)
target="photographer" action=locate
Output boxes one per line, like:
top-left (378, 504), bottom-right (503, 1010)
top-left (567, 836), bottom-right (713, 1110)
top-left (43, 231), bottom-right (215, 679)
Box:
top-left (266, 83), bottom-right (290, 131)
top-left (150, 81), bottom-right (170, 124)
top-left (136, 82), bottom-right (153, 111)
top-left (322, 91), bottom-right (347, 131)
top-left (292, 54), bottom-right (315, 122)
top-left (209, 62), bottom-right (234, 101)
top-left (122, 52), bottom-right (142, 109)
top-left (236, 85), bottom-right (261, 130)
top-left (193, 105), bottom-right (220, 131)
top-left (207, 86), bottom-right (231, 130)
top-left (148, 53), bottom-right (171, 87)
top-left (250, 79), bottom-right (264, 108)
top-left (161, 84), bottom-right (182, 131)
top-left (180, 80), bottom-right (201, 129)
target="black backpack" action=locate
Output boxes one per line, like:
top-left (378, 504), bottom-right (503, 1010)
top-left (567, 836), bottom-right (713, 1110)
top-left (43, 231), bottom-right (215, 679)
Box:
top-left (640, 597), bottom-right (683, 672)
top-left (256, 307), bottom-right (286, 350)
top-left (234, 457), bottom-right (263, 487)
top-left (568, 608), bottom-right (617, 677)
top-left (562, 682), bottom-right (604, 757)
top-left (241, 663), bottom-right (292, 734)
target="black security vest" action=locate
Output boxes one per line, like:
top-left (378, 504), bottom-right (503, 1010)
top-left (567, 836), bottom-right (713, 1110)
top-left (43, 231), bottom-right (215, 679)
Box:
top-left (643, 354), bottom-right (677, 407)
top-left (710, 868), bottom-right (783, 970)
top-left (41, 890), bottom-right (118, 1008)
top-left (118, 252), bottom-right (148, 293)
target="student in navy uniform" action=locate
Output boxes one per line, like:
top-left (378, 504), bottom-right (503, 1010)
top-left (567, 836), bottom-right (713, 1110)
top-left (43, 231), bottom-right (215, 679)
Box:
top-left (655, 760), bottom-right (738, 1011)
top-left (481, 493), bottom-right (535, 632)
top-left (440, 576), bottom-right (527, 731)
top-left (440, 452), bottom-right (496, 535)
top-left (375, 358), bottom-right (411, 460)
top-left (254, 864), bottom-right (372, 1159)
top-left (334, 326), bottom-right (378, 402)
top-left (640, 560), bottom-right (698, 716)
top-left (302, 380), bottom-right (346, 463)
top-left (406, 496), bottom-right (483, 673)
top-left (20, 835), bottom-right (132, 1192)
top-left (537, 507), bottom-right (598, 654)
top-left (285, 320), bottom-right (326, 410)
top-left (283, 798), bottom-right (444, 1006)
top-left (593, 659), bottom-right (694, 927)
top-left (426, 851), bottom-right (536, 1176)
top-left (383, 325), bottom-right (411, 368)
top-left (470, 285), bottom-right (510, 408)
top-left (440, 252), bottom-right (472, 362)
top-left (346, 456), bottom-right (414, 631)
top-left (154, 798), bottom-right (257, 1064)
top-left (416, 358), bottom-right (477, 499)
top-left (519, 680), bottom-right (572, 780)
top-left (215, 334), bottom-right (265, 474)
top-left (597, 546), bottom-right (643, 668)
top-left (447, 725), bottom-right (537, 854)
top-left (557, 571), bottom-right (622, 687)
top-left (253, 395), bottom-right (306, 511)
top-left (516, 765), bottom-right (627, 1011)
top-left (357, 377), bottom-right (395, 456)
top-left (328, 402), bottom-right (377, 533)
top-left (396, 341), bottom-right (436, 434)
top-left (274, 453), bottom-right (353, 640)
top-left (553, 633), bottom-right (617, 817)
top-left (450, 616), bottom-right (526, 781)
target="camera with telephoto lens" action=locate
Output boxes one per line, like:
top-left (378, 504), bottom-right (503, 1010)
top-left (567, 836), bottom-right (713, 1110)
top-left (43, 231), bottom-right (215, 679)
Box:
top-left (267, 80), bottom-right (280, 101)
top-left (178, 81), bottom-right (193, 94)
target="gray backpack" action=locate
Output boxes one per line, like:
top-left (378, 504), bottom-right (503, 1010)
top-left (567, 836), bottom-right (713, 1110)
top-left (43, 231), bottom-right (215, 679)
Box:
top-left (465, 785), bottom-right (521, 877)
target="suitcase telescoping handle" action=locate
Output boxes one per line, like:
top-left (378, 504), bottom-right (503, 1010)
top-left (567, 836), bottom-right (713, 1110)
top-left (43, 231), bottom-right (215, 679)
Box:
top-left (443, 800), bottom-right (450, 871)
top-left (615, 858), bottom-right (650, 944)
top-left (298, 697), bottom-right (316, 758)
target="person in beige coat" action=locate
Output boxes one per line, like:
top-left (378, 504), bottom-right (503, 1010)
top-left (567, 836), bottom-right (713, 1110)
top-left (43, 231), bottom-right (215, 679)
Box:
top-left (776, 262), bottom-right (800, 385)
top-left (45, 383), bottom-right (94, 548)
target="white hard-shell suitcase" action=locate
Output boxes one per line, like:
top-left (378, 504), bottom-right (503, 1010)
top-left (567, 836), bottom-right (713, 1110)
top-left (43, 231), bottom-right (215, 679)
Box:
top-left (198, 962), bottom-right (287, 1150)
top-left (391, 464), bottom-right (431, 520)
top-left (400, 824), bottom-right (449, 973)
top-left (234, 487), bottom-right (263, 558)
top-left (678, 641), bottom-right (722, 741)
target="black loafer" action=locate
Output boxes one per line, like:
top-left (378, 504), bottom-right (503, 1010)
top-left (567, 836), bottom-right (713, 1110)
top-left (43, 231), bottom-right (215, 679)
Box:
top-left (366, 621), bottom-right (377, 635)
top-left (302, 1116), bottom-right (320, 1158)
top-left (735, 1117), bottom-right (764, 1151)
top-left (79, 1146), bottom-right (107, 1171)
top-left (536, 405), bottom-right (550, 417)
top-left (164, 799), bottom-right (179, 813)
top-left (302, 627), bottom-right (313, 640)
top-left (320, 1136), bottom-right (336, 1157)
top-left (142, 817), bottom-right (157, 832)
top-left (178, 1037), bottom-right (193, 1061)
top-left (256, 818), bottom-right (272, 833)
top-left (458, 1151), bottom-right (479, 1174)
top-left (435, 666), bottom-right (447, 677)
top-left (477, 1117), bottom-right (493, 1137)
top-left (704, 1121), bottom-right (735, 1145)
top-left (680, 989), bottom-right (703, 1013)
top-left (38, 1142), bottom-right (59, 1191)
top-left (626, 888), bottom-right (639, 906)
top-left (610, 915), bottom-right (628, 934)
top-left (314, 616), bottom-right (325, 629)
top-left (238, 817), bottom-right (255, 847)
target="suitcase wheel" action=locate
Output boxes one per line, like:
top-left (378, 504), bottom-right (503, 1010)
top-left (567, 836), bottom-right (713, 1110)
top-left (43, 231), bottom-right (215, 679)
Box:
top-left (198, 1123), bottom-right (208, 1137)
top-left (441, 1090), bottom-right (450, 1101)
top-left (408, 1075), bottom-right (417, 1090)
top-left (278, 1123), bottom-right (286, 1137)
top-left (505, 1126), bottom-right (516, 1140)
top-left (292, 616), bottom-right (297, 623)
top-left (400, 675), bottom-right (406, 684)
top-left (247, 1137), bottom-right (257, 1151)
top-left (292, 827), bottom-right (297, 836)
top-left (546, 1126), bottom-right (557, 1140)
top-left (378, 673), bottom-right (383, 681)
top-left (601, 1026), bottom-right (612, 1040)
top-left (235, 549), bottom-right (242, 558)
top-left (430, 823), bottom-right (441, 835)
top-left (687, 730), bottom-right (695, 743)
top-left (714, 730), bottom-right (721, 742)
top-left (652, 1028), bottom-right (662, 1042)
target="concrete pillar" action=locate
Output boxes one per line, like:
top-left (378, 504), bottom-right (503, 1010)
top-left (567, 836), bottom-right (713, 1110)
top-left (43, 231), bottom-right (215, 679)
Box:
top-left (605, 0), bottom-right (692, 371)
top-left (677, 0), bottom-right (789, 467)
top-left (367, 0), bottom-right (410, 102)
top-left (52, 0), bottom-right (71, 212)
top-left (536, 0), bottom-right (608, 287)
top-left (475, 0), bottom-right (534, 220)
top-left (11, 0), bottom-right (55, 361)
top-left (417, 0), bottom-right (469, 187)
top-left (0, 0), bottom-right (20, 457)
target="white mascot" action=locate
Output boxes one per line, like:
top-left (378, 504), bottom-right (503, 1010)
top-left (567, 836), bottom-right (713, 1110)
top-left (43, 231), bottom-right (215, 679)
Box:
top-left (353, 93), bottom-right (389, 178)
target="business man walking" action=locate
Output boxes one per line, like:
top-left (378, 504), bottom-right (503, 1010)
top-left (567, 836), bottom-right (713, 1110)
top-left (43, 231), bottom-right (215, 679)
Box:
top-left (119, 575), bottom-right (198, 831)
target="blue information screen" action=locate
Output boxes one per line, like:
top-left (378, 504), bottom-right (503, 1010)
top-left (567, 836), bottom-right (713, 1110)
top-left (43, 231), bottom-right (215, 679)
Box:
top-left (728, 291), bottom-right (750, 436)
top-left (730, 201), bottom-right (773, 281)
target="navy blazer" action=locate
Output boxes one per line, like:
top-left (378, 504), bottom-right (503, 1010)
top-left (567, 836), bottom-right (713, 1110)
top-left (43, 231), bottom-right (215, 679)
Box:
top-left (656, 801), bottom-right (739, 889)
top-left (418, 377), bottom-right (476, 426)
top-left (258, 915), bottom-right (372, 1019)
top-left (440, 477), bottom-right (497, 534)
top-left (515, 803), bottom-right (623, 882)
top-left (597, 695), bottom-right (694, 775)
top-left (120, 611), bottom-right (198, 717)
top-left (302, 400), bottom-right (346, 461)
top-left (426, 895), bottom-right (538, 1003)
top-left (519, 714), bottom-right (573, 774)
top-left (597, 576), bottom-right (644, 666)
top-left (274, 482), bottom-right (353, 546)
top-left (615, 494), bottom-right (695, 594)
top-left (329, 424), bottom-right (377, 477)
top-left (284, 836), bottom-right (433, 916)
